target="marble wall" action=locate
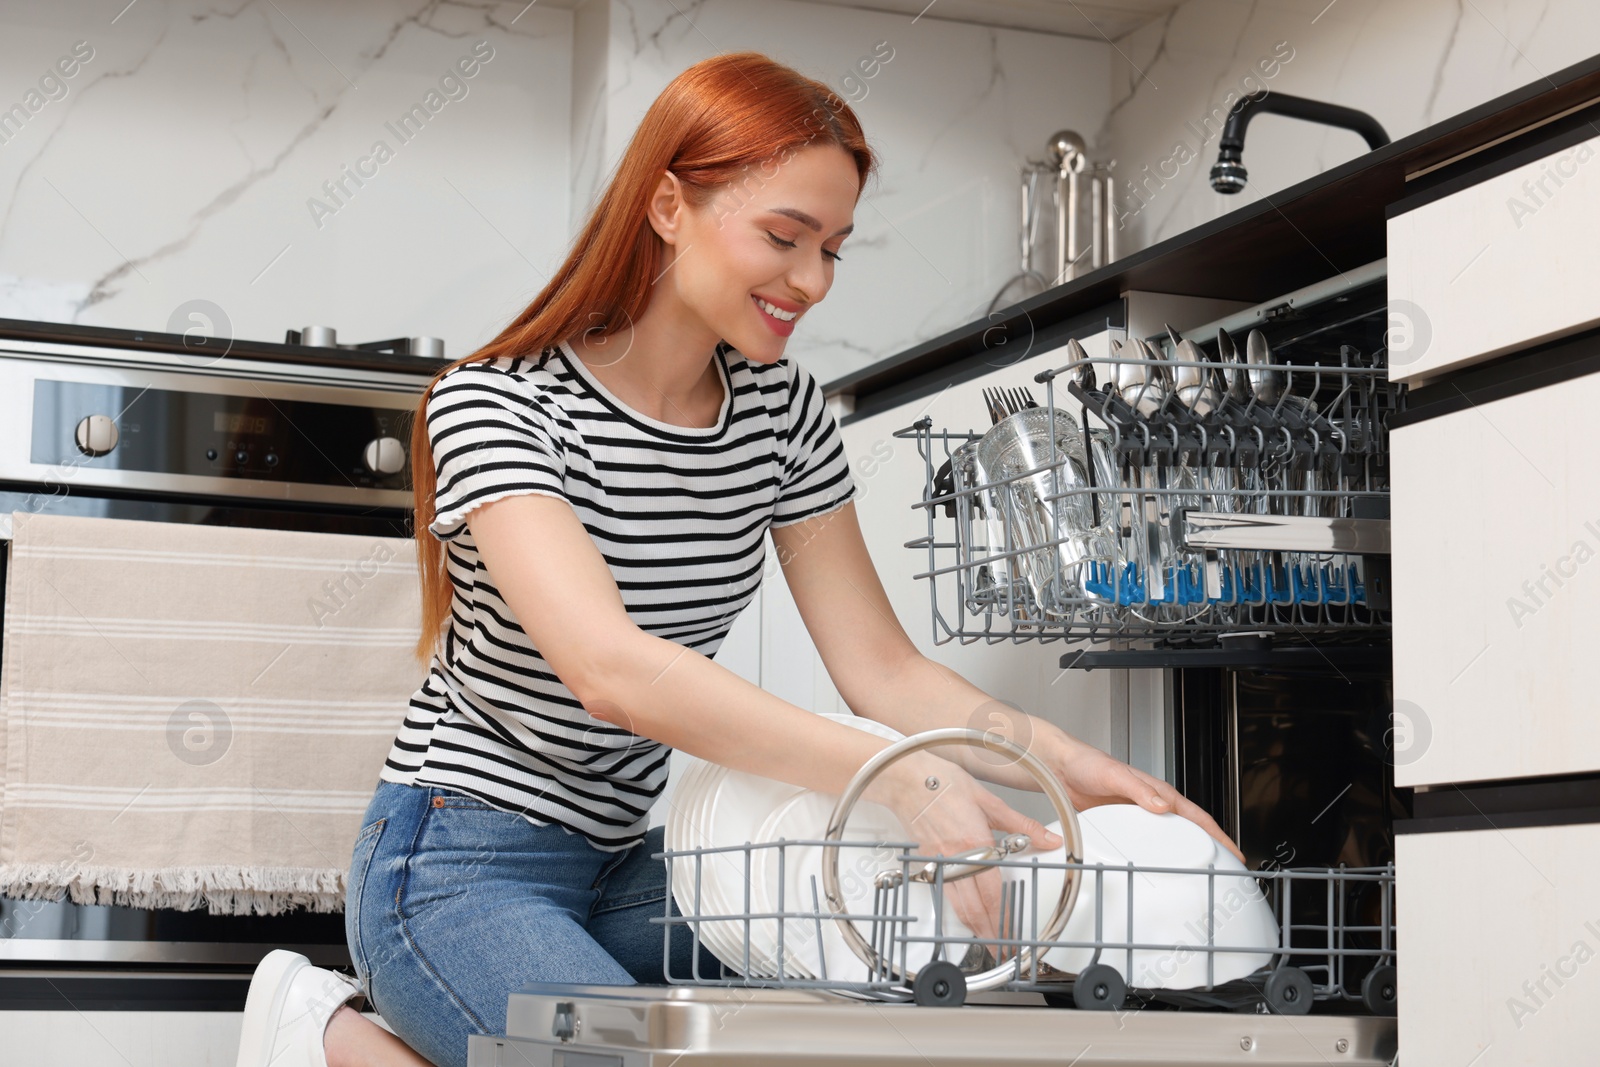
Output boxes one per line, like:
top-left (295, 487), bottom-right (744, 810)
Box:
top-left (0, 0), bottom-right (1110, 382)
top-left (1101, 0), bottom-right (1600, 256)
top-left (4, 0), bottom-right (1591, 372)
top-left (0, 0), bottom-right (571, 359)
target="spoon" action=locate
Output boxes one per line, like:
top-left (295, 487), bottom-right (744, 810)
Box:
top-left (1113, 338), bottom-right (1158, 415)
top-left (1217, 327), bottom-right (1251, 405)
top-left (1065, 336), bottom-right (1095, 391)
top-left (1246, 329), bottom-right (1283, 405)
top-left (1142, 337), bottom-right (1175, 393)
top-left (1172, 336), bottom-right (1219, 415)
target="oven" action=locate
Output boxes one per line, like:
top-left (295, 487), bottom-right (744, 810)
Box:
top-left (0, 318), bottom-right (440, 1010)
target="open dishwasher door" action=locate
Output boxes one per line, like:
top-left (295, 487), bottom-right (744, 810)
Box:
top-left (468, 982), bottom-right (1398, 1066)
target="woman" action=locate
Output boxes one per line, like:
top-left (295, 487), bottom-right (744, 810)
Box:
top-left (234, 51), bottom-right (1241, 1067)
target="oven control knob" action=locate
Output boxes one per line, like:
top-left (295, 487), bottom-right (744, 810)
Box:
top-left (74, 414), bottom-right (119, 457)
top-left (363, 435), bottom-right (406, 475)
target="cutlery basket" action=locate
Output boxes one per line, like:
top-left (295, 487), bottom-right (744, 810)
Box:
top-left (901, 279), bottom-right (1404, 646)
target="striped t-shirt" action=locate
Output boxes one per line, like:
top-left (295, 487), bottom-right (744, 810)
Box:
top-left (378, 338), bottom-right (856, 850)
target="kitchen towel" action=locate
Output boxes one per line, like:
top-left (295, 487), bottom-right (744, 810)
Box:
top-left (0, 511), bottom-right (423, 915)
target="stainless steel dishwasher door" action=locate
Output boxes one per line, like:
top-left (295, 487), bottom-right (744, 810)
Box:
top-left (466, 983), bottom-right (1399, 1066)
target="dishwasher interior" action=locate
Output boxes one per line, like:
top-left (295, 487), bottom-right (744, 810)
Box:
top-left (468, 265), bottom-right (1405, 1066)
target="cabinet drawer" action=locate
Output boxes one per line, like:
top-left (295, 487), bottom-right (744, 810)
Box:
top-left (1390, 368), bottom-right (1600, 787)
top-left (1397, 822), bottom-right (1600, 1065)
top-left (1388, 132), bottom-right (1600, 384)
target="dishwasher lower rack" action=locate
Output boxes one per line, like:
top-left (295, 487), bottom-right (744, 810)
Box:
top-left (650, 838), bottom-right (1396, 1017)
top-left (468, 983), bottom-right (1400, 1066)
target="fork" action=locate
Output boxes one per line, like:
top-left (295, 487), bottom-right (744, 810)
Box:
top-left (982, 387), bottom-right (1007, 425)
top-left (983, 387), bottom-right (1042, 426)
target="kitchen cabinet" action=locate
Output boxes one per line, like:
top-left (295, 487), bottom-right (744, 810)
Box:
top-left (1388, 131), bottom-right (1600, 385)
top-left (1390, 365), bottom-right (1600, 786)
top-left (1388, 118), bottom-right (1600, 1064)
top-left (1396, 822), bottom-right (1600, 1066)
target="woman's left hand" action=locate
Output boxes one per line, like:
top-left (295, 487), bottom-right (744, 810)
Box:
top-left (1049, 738), bottom-right (1246, 865)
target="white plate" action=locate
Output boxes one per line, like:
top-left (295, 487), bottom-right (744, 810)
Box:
top-left (697, 760), bottom-right (806, 975)
top-left (667, 713), bottom-right (914, 978)
top-left (762, 789), bottom-right (975, 983)
top-left (749, 792), bottom-right (819, 978)
top-left (1002, 805), bottom-right (1280, 989)
top-left (668, 756), bottom-right (763, 974)
top-left (664, 755), bottom-right (726, 969)
top-left (688, 763), bottom-right (750, 971)
top-left (754, 749), bottom-right (987, 987)
top-left (665, 716), bottom-right (864, 979)
top-left (730, 713), bottom-right (901, 977)
top-left (744, 714), bottom-right (907, 979)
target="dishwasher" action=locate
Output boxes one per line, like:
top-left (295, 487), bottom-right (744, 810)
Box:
top-left (468, 267), bottom-right (1403, 1066)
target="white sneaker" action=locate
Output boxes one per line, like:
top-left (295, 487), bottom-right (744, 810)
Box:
top-left (235, 948), bottom-right (364, 1067)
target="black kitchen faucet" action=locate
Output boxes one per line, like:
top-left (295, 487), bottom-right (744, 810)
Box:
top-left (1210, 91), bottom-right (1391, 193)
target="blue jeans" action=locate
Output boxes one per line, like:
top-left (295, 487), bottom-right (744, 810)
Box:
top-left (343, 779), bottom-right (722, 1067)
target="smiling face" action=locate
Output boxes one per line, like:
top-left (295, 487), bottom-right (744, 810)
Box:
top-left (650, 142), bottom-right (859, 365)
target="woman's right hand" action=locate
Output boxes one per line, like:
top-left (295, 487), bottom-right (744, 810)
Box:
top-left (862, 750), bottom-right (1063, 954)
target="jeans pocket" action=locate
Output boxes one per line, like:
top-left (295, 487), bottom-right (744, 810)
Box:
top-left (345, 815), bottom-right (388, 994)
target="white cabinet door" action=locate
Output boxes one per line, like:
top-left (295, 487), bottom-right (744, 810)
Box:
top-left (1397, 822), bottom-right (1600, 1065)
top-left (1390, 370), bottom-right (1600, 787)
top-left (1387, 133), bottom-right (1600, 385)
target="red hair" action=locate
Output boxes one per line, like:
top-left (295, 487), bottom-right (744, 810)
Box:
top-left (409, 51), bottom-right (878, 664)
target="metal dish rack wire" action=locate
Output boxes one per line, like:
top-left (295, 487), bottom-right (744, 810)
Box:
top-left (654, 839), bottom-right (1397, 1015)
top-left (900, 294), bottom-right (1404, 646)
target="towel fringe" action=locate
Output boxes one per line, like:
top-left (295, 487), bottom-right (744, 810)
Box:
top-left (0, 862), bottom-right (345, 915)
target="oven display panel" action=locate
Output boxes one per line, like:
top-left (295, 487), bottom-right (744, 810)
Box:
top-left (30, 379), bottom-right (415, 489)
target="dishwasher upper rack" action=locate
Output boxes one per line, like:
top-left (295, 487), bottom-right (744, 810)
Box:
top-left (652, 838), bottom-right (1398, 1017)
top-left (899, 319), bottom-right (1401, 645)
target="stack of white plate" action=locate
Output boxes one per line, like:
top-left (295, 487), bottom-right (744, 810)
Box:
top-left (664, 713), bottom-right (974, 982)
top-left (1000, 805), bottom-right (1281, 989)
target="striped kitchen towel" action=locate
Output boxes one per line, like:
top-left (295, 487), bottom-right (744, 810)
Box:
top-left (0, 511), bottom-right (423, 915)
